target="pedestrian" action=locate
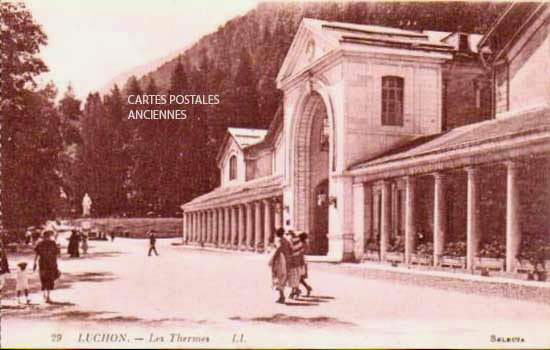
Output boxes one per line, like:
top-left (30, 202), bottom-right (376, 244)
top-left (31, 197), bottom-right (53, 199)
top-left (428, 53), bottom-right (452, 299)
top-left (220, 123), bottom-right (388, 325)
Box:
top-left (25, 230), bottom-right (32, 245)
top-left (81, 232), bottom-right (88, 255)
top-left (110, 231), bottom-right (115, 242)
top-left (67, 230), bottom-right (80, 258)
top-left (16, 262), bottom-right (31, 304)
top-left (148, 231), bottom-right (159, 256)
top-left (287, 230), bottom-right (304, 299)
top-left (33, 230), bottom-right (60, 303)
top-left (298, 232), bottom-right (313, 296)
top-left (268, 228), bottom-right (291, 304)
top-left (0, 245), bottom-right (10, 293)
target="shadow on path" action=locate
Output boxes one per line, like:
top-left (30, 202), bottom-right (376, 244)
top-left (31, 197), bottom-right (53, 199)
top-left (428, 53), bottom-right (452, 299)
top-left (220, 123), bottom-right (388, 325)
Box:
top-left (229, 313), bottom-right (356, 328)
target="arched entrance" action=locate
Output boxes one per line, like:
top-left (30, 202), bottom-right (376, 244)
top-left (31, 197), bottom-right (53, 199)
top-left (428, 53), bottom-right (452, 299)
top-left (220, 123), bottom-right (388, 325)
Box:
top-left (292, 91), bottom-right (331, 255)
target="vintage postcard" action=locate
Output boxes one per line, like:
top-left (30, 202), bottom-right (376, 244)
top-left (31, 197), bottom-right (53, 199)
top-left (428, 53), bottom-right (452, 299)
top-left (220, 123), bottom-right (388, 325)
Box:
top-left (1, 0), bottom-right (550, 348)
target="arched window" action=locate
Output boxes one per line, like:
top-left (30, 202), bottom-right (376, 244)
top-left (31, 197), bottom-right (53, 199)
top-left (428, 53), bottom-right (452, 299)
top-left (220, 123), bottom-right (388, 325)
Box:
top-left (381, 76), bottom-right (404, 126)
top-left (229, 155), bottom-right (237, 181)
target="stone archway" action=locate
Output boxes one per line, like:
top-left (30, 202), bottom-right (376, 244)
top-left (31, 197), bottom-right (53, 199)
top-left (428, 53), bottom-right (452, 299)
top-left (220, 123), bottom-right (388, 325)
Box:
top-left (291, 91), bottom-right (331, 254)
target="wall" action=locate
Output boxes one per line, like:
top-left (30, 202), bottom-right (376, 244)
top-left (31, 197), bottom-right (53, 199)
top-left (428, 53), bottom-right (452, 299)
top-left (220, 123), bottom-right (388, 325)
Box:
top-left (220, 138), bottom-right (245, 187)
top-left (496, 14), bottom-right (550, 116)
top-left (343, 56), bottom-right (444, 169)
top-left (443, 62), bottom-right (492, 130)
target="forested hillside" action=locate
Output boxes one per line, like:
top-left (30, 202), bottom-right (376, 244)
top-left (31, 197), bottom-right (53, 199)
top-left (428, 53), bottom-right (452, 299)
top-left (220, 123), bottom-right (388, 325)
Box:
top-left (70, 2), bottom-right (506, 218)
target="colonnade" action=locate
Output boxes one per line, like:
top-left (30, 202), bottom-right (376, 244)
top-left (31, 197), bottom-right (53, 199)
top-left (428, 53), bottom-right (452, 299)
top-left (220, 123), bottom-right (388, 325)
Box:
top-left (356, 161), bottom-right (521, 272)
top-left (182, 196), bottom-right (283, 252)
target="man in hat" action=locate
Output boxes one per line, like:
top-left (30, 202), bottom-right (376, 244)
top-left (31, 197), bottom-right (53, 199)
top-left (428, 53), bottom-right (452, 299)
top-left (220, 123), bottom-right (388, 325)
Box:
top-left (148, 231), bottom-right (159, 256)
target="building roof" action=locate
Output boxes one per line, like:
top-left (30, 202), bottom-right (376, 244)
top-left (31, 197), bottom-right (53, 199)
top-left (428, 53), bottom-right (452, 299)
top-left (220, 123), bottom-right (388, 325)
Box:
top-left (227, 127), bottom-right (268, 149)
top-left (477, 2), bottom-right (547, 61)
top-left (303, 18), bottom-right (456, 53)
top-left (181, 175), bottom-right (283, 211)
top-left (350, 105), bottom-right (550, 172)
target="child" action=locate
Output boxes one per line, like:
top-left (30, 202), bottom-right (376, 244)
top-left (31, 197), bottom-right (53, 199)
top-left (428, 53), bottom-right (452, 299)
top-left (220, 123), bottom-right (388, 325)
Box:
top-left (16, 262), bottom-right (31, 304)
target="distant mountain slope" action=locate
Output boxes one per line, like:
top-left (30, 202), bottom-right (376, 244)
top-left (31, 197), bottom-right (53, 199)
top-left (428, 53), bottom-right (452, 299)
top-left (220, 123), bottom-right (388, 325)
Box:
top-left (125, 2), bottom-right (505, 130)
top-left (100, 45), bottom-right (191, 96)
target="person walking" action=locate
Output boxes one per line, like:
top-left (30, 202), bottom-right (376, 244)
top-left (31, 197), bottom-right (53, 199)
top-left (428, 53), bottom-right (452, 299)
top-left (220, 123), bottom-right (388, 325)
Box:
top-left (148, 231), bottom-right (159, 256)
top-left (81, 232), bottom-right (89, 255)
top-left (0, 245), bottom-right (10, 293)
top-left (297, 232), bottom-right (313, 296)
top-left (33, 230), bottom-right (60, 303)
top-left (287, 230), bottom-right (304, 299)
top-left (67, 230), bottom-right (80, 258)
top-left (268, 228), bottom-right (291, 304)
top-left (16, 262), bottom-right (32, 304)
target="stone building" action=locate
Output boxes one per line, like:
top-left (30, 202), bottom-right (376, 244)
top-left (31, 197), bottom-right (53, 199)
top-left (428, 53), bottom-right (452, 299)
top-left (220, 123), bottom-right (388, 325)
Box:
top-left (181, 3), bottom-right (549, 273)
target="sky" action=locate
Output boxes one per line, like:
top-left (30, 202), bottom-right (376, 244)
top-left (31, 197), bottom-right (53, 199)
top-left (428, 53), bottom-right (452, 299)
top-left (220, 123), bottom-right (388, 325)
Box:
top-left (23, 0), bottom-right (261, 100)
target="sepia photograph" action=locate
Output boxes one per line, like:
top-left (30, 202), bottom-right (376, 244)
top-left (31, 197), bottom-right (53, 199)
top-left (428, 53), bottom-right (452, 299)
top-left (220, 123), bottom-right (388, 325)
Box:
top-left (1, 0), bottom-right (550, 348)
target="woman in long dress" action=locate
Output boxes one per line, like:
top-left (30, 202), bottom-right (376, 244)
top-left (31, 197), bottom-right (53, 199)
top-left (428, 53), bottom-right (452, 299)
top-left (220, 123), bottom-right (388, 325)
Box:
top-left (34, 230), bottom-right (60, 303)
top-left (269, 228), bottom-right (291, 304)
top-left (67, 230), bottom-right (80, 257)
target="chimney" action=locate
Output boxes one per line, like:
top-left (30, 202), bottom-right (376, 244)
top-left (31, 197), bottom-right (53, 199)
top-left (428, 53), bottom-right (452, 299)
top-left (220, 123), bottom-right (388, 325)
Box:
top-left (458, 33), bottom-right (470, 53)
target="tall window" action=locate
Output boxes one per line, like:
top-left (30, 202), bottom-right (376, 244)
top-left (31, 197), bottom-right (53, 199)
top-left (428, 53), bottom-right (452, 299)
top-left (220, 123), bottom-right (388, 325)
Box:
top-left (229, 155), bottom-right (237, 181)
top-left (381, 76), bottom-right (404, 126)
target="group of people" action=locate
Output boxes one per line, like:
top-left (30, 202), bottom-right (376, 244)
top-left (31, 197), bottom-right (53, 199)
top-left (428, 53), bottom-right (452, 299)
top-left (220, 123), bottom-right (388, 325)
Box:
top-left (0, 230), bottom-right (60, 304)
top-left (68, 230), bottom-right (89, 257)
top-left (269, 228), bottom-right (313, 304)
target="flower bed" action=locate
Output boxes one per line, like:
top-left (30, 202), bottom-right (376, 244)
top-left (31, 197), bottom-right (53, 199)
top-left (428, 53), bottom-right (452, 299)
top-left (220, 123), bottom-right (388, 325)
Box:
top-left (474, 257), bottom-right (505, 271)
top-left (410, 253), bottom-right (432, 266)
top-left (385, 251), bottom-right (404, 264)
top-left (363, 250), bottom-right (380, 262)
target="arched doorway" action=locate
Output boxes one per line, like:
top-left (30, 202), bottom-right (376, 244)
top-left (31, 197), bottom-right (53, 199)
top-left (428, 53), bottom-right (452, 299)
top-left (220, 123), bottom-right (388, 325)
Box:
top-left (292, 91), bottom-right (331, 255)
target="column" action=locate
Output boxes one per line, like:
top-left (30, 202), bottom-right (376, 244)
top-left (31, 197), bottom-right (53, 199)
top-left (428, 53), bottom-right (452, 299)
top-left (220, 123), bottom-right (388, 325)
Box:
top-left (433, 172), bottom-right (447, 266)
top-left (212, 209), bottom-right (218, 246)
top-left (238, 204), bottom-right (246, 250)
top-left (224, 207), bottom-right (231, 248)
top-left (505, 161), bottom-right (521, 273)
top-left (181, 212), bottom-right (187, 244)
top-left (274, 199), bottom-right (282, 231)
top-left (246, 203), bottom-right (253, 249)
top-left (203, 211), bottom-right (208, 243)
top-left (216, 208), bottom-right (223, 247)
top-left (380, 181), bottom-right (391, 261)
top-left (231, 206), bottom-right (238, 249)
top-left (404, 176), bottom-right (416, 264)
top-left (209, 210), bottom-right (214, 244)
top-left (352, 182), bottom-right (366, 261)
top-left (263, 199), bottom-right (272, 252)
top-left (205, 211), bottom-right (210, 243)
top-left (190, 212), bottom-right (195, 242)
top-left (466, 167), bottom-right (480, 270)
top-left (254, 201), bottom-right (262, 251)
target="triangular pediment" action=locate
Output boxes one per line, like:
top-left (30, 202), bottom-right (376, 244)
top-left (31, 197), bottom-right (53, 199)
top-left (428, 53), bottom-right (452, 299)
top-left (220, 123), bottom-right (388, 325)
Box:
top-left (276, 19), bottom-right (338, 85)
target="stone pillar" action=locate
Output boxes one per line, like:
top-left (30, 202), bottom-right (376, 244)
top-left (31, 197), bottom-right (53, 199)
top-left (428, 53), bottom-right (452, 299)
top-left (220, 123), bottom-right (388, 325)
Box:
top-left (224, 207), bottom-right (231, 248)
top-left (246, 203), bottom-right (253, 249)
top-left (380, 181), bottom-right (391, 261)
top-left (205, 210), bottom-right (210, 244)
top-left (193, 212), bottom-right (197, 242)
top-left (182, 212), bottom-right (187, 243)
top-left (254, 201), bottom-right (262, 251)
top-left (263, 199), bottom-right (272, 251)
top-left (238, 205), bottom-right (245, 250)
top-left (231, 206), bottom-right (238, 249)
top-left (274, 199), bottom-right (282, 231)
top-left (212, 209), bottom-right (218, 246)
top-left (352, 182), bottom-right (366, 261)
top-left (505, 161), bottom-right (521, 273)
top-left (404, 176), bottom-right (416, 264)
top-left (203, 211), bottom-right (208, 243)
top-left (433, 172), bottom-right (447, 266)
top-left (217, 208), bottom-right (224, 247)
top-left (466, 167), bottom-right (481, 270)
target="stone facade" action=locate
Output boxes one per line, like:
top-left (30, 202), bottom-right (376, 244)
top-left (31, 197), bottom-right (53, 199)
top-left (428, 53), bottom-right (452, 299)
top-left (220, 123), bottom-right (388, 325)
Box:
top-left (182, 6), bottom-right (550, 275)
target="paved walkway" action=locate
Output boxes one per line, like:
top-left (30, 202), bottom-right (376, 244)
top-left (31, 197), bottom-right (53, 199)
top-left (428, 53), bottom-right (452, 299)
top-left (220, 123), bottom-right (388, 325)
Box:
top-left (2, 238), bottom-right (549, 348)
